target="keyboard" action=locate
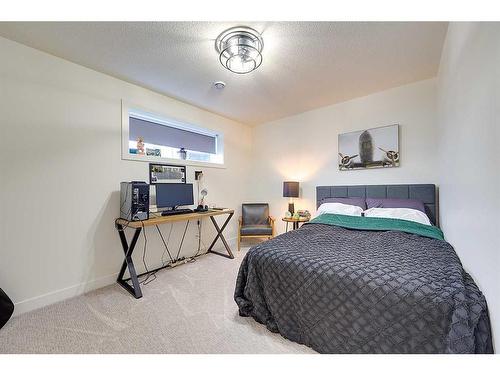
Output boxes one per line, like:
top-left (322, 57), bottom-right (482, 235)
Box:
top-left (161, 208), bottom-right (194, 216)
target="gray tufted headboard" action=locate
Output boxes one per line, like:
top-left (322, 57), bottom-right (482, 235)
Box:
top-left (316, 184), bottom-right (438, 226)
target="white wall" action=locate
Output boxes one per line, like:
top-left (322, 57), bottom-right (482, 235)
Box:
top-left (0, 37), bottom-right (252, 314)
top-left (436, 22), bottom-right (500, 348)
top-left (250, 79), bottom-right (438, 228)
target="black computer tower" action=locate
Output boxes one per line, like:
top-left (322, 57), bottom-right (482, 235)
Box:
top-left (120, 181), bottom-right (150, 221)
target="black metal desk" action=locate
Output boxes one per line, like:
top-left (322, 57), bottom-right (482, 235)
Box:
top-left (114, 209), bottom-right (234, 298)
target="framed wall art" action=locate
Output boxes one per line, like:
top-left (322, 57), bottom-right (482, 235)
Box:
top-left (149, 163), bottom-right (186, 184)
top-left (338, 124), bottom-right (399, 171)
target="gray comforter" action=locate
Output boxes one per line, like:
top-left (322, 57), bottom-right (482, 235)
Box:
top-left (234, 222), bottom-right (493, 353)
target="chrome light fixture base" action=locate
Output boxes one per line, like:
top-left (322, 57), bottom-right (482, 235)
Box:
top-left (215, 26), bottom-right (264, 74)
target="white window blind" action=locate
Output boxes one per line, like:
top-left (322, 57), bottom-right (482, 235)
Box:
top-left (129, 116), bottom-right (217, 154)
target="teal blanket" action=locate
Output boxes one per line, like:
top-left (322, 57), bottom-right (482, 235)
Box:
top-left (309, 213), bottom-right (444, 241)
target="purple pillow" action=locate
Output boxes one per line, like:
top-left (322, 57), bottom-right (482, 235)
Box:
top-left (365, 198), bottom-right (426, 213)
top-left (321, 197), bottom-right (366, 210)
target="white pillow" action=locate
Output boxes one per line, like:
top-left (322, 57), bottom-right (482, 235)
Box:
top-left (317, 202), bottom-right (364, 217)
top-left (363, 207), bottom-right (432, 226)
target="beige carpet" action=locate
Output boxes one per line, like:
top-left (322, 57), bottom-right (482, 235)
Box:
top-left (0, 247), bottom-right (314, 354)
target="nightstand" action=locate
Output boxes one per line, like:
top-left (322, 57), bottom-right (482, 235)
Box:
top-left (282, 217), bottom-right (310, 232)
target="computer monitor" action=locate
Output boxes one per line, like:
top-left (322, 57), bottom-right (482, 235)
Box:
top-left (156, 183), bottom-right (194, 209)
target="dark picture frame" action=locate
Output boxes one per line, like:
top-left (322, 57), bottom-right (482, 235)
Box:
top-left (149, 163), bottom-right (186, 184)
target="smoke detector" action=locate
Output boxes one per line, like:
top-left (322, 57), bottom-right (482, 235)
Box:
top-left (214, 81), bottom-right (226, 89)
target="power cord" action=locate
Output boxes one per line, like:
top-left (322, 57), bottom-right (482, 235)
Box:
top-left (116, 213), bottom-right (208, 285)
top-left (138, 220), bottom-right (157, 285)
top-left (156, 223), bottom-right (174, 265)
top-left (115, 217), bottom-right (132, 230)
top-left (193, 219), bottom-right (204, 258)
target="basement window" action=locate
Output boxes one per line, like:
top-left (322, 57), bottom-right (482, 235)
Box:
top-left (121, 103), bottom-right (224, 166)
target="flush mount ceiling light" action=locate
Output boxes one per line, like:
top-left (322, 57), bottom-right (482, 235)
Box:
top-left (215, 26), bottom-right (264, 74)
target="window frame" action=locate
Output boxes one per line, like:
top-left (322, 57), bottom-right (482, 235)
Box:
top-left (121, 101), bottom-right (225, 168)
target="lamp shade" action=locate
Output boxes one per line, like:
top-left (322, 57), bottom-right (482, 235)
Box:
top-left (283, 181), bottom-right (299, 198)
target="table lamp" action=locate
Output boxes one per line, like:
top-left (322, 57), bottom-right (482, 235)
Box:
top-left (283, 181), bottom-right (299, 215)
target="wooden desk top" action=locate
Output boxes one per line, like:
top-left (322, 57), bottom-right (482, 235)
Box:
top-left (116, 209), bottom-right (234, 228)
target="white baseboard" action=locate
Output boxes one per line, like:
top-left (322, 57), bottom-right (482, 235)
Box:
top-left (13, 237), bottom-right (237, 317)
top-left (13, 272), bottom-right (119, 317)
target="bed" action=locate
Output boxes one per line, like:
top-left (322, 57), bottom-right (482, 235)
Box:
top-left (234, 184), bottom-right (493, 353)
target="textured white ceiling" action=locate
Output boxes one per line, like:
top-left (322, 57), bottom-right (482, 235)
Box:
top-left (0, 22), bottom-right (448, 125)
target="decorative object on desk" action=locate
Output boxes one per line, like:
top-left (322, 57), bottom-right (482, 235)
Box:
top-left (283, 181), bottom-right (299, 215)
top-left (136, 136), bottom-right (145, 155)
top-left (338, 124), bottom-right (399, 170)
top-left (178, 147), bottom-right (187, 160)
top-left (285, 211), bottom-right (292, 218)
top-left (200, 188), bottom-right (208, 205)
top-left (146, 148), bottom-right (161, 157)
top-left (292, 212), bottom-right (300, 220)
top-left (149, 163), bottom-right (186, 184)
top-left (196, 188), bottom-right (208, 211)
top-left (195, 170), bottom-right (205, 207)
